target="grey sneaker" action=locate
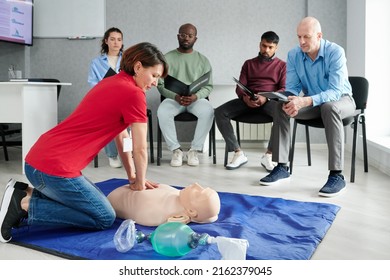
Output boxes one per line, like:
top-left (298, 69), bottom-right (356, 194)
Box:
top-left (226, 151), bottom-right (248, 170)
top-left (259, 165), bottom-right (290, 186)
top-left (187, 149), bottom-right (199, 166)
top-left (318, 174), bottom-right (346, 197)
top-left (170, 149), bottom-right (183, 167)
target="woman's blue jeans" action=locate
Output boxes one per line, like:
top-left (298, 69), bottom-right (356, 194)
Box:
top-left (24, 163), bottom-right (116, 229)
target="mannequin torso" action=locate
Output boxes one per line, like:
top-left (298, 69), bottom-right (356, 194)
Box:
top-left (107, 183), bottom-right (220, 226)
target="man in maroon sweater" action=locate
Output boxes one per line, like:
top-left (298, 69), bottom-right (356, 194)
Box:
top-left (215, 31), bottom-right (286, 171)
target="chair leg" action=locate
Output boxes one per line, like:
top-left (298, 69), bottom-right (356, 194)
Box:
top-left (289, 120), bottom-right (298, 174)
top-left (209, 124), bottom-right (212, 157)
top-left (1, 134), bottom-right (9, 161)
top-left (148, 110), bottom-right (154, 163)
top-left (157, 123), bottom-right (162, 166)
top-left (207, 120), bottom-right (216, 164)
top-left (350, 116), bottom-right (359, 183)
top-left (224, 145), bottom-right (228, 167)
top-left (94, 155), bottom-right (98, 168)
top-left (361, 115), bottom-right (368, 172)
top-left (305, 125), bottom-right (311, 166)
top-left (212, 120), bottom-right (216, 164)
top-left (236, 121), bottom-right (241, 146)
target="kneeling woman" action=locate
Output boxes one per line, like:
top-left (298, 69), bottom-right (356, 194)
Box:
top-left (0, 42), bottom-right (168, 243)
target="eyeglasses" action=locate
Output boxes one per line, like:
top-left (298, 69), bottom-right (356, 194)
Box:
top-left (178, 33), bottom-right (196, 39)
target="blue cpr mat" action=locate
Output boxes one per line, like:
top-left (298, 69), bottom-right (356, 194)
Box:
top-left (11, 178), bottom-right (340, 260)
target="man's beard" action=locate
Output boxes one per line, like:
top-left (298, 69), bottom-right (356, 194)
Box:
top-left (258, 52), bottom-right (275, 62)
top-left (179, 42), bottom-right (194, 50)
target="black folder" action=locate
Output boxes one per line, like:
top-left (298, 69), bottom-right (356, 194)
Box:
top-left (164, 71), bottom-right (211, 96)
top-left (232, 77), bottom-right (257, 100)
top-left (103, 67), bottom-right (117, 79)
top-left (233, 77), bottom-right (291, 102)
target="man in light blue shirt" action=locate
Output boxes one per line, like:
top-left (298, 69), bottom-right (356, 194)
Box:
top-left (259, 17), bottom-right (356, 197)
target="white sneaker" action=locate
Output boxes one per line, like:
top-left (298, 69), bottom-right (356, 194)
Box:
top-left (109, 156), bottom-right (122, 168)
top-left (261, 153), bottom-right (277, 172)
top-left (170, 149), bottom-right (183, 167)
top-left (187, 149), bottom-right (199, 166)
top-left (226, 151), bottom-right (248, 170)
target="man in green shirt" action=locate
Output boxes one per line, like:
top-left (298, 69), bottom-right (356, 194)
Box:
top-left (157, 23), bottom-right (214, 167)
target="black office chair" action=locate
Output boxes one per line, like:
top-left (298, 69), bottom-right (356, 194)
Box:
top-left (289, 76), bottom-right (369, 183)
top-left (93, 108), bottom-right (154, 167)
top-left (156, 96), bottom-right (216, 166)
top-left (0, 124), bottom-right (22, 161)
top-left (224, 113), bottom-right (273, 166)
top-left (1, 78), bottom-right (61, 161)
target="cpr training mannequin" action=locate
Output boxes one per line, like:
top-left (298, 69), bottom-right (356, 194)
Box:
top-left (107, 183), bottom-right (220, 226)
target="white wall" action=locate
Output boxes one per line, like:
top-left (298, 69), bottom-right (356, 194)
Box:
top-left (347, 0), bottom-right (390, 175)
top-left (365, 0), bottom-right (390, 137)
top-left (366, 0), bottom-right (390, 175)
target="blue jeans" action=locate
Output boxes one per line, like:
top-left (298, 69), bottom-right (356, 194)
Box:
top-left (24, 163), bottom-right (116, 229)
top-left (104, 139), bottom-right (118, 158)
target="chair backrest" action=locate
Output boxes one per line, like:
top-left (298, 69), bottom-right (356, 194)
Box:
top-left (349, 76), bottom-right (369, 110)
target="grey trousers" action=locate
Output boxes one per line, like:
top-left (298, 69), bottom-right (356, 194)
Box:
top-left (271, 95), bottom-right (356, 171)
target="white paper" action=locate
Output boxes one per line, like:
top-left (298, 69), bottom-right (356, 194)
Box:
top-left (123, 137), bottom-right (132, 152)
top-left (209, 236), bottom-right (249, 260)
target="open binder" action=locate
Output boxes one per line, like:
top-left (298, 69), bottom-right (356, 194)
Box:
top-left (232, 77), bottom-right (257, 100)
top-left (233, 77), bottom-right (291, 102)
top-left (164, 71), bottom-right (211, 96)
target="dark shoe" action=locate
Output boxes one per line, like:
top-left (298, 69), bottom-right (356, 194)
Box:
top-left (14, 181), bottom-right (29, 191)
top-left (259, 165), bottom-right (290, 186)
top-left (0, 179), bottom-right (28, 243)
top-left (318, 174), bottom-right (346, 197)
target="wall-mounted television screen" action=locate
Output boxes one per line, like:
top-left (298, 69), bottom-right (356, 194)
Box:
top-left (0, 0), bottom-right (33, 46)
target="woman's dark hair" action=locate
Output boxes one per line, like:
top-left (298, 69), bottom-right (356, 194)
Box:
top-left (120, 42), bottom-right (169, 78)
top-left (100, 27), bottom-right (124, 54)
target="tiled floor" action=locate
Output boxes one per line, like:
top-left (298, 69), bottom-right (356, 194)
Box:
top-left (1, 143), bottom-right (390, 260)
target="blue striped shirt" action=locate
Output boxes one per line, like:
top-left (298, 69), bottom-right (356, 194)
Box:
top-left (286, 39), bottom-right (352, 106)
top-left (87, 52), bottom-right (122, 88)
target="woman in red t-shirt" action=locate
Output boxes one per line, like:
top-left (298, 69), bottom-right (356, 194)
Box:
top-left (0, 42), bottom-right (168, 243)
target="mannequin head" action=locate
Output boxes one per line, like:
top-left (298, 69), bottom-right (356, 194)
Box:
top-left (179, 183), bottom-right (220, 223)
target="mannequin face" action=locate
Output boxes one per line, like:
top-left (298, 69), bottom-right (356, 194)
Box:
top-left (179, 183), bottom-right (220, 223)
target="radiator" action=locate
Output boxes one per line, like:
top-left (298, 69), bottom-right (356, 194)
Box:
top-left (216, 122), bottom-right (272, 141)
